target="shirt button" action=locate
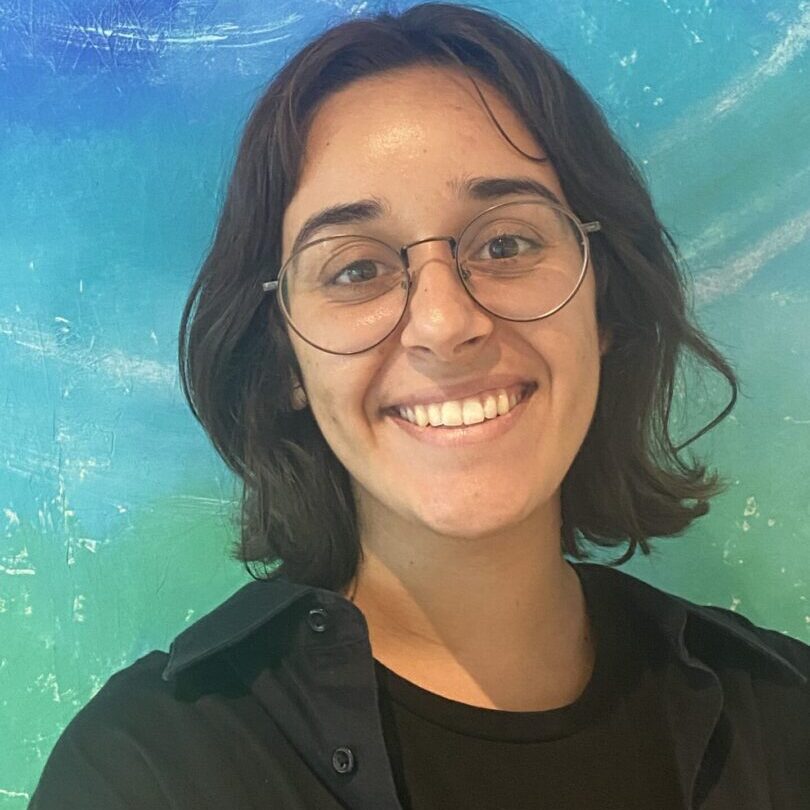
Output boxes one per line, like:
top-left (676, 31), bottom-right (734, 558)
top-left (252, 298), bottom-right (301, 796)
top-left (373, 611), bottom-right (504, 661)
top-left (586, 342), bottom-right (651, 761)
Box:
top-left (331, 746), bottom-right (356, 774)
top-left (306, 607), bottom-right (328, 632)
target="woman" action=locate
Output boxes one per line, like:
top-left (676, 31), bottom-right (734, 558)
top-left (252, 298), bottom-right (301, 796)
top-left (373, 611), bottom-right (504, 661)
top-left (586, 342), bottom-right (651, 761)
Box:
top-left (30, 3), bottom-right (808, 809)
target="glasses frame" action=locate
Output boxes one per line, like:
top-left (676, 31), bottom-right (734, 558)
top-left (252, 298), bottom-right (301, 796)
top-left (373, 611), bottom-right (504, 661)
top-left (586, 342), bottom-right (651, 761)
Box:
top-left (260, 197), bottom-right (602, 356)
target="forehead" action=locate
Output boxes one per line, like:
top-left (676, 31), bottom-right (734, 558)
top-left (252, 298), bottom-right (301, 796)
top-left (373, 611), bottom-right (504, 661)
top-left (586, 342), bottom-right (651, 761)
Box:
top-left (283, 65), bottom-right (568, 243)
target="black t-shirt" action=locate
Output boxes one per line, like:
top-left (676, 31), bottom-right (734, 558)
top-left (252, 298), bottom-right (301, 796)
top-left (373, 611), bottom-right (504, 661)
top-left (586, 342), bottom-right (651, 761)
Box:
top-left (373, 572), bottom-right (683, 809)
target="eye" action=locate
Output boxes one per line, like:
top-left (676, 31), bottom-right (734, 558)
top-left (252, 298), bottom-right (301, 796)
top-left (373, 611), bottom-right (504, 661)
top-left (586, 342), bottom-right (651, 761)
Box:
top-left (471, 232), bottom-right (543, 263)
top-left (315, 240), bottom-right (401, 288)
top-left (480, 233), bottom-right (539, 260)
top-left (330, 259), bottom-right (381, 285)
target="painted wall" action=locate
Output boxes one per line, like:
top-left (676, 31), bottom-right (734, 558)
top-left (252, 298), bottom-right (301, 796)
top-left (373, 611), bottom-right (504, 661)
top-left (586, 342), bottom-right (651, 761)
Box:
top-left (1, 0), bottom-right (809, 803)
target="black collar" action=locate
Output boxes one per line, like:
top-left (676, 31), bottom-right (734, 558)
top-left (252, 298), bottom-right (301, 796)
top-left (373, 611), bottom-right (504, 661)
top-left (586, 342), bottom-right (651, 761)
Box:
top-left (162, 561), bottom-right (807, 685)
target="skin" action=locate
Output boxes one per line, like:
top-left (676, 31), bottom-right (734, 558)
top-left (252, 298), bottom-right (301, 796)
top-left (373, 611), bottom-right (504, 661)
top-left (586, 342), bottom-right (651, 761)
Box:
top-left (280, 64), bottom-right (613, 711)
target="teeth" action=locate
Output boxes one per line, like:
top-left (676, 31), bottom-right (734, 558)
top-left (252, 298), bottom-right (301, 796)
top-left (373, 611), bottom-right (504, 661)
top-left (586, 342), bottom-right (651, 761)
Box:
top-left (462, 399), bottom-right (485, 425)
top-left (483, 395), bottom-right (497, 419)
top-left (441, 401), bottom-right (463, 427)
top-left (395, 387), bottom-right (528, 428)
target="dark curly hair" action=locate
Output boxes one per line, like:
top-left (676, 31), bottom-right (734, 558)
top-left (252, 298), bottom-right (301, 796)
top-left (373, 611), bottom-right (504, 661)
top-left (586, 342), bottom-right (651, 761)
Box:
top-left (177, 1), bottom-right (739, 591)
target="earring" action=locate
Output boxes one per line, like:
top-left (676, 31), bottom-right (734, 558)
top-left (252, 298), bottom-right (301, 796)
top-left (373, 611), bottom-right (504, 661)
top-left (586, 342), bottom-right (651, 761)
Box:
top-left (290, 382), bottom-right (308, 411)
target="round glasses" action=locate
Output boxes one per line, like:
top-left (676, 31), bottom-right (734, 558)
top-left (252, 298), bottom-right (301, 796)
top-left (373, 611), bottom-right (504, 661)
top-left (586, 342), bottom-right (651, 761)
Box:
top-left (261, 198), bottom-right (601, 355)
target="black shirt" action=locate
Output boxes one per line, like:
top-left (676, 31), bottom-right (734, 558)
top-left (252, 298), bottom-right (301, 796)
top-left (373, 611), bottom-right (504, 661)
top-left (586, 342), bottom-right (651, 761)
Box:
top-left (29, 562), bottom-right (810, 809)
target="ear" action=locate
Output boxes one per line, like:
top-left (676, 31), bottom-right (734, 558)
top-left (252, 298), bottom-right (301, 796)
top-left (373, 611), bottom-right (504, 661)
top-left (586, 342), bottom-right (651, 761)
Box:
top-left (289, 372), bottom-right (308, 410)
top-left (291, 384), bottom-right (308, 410)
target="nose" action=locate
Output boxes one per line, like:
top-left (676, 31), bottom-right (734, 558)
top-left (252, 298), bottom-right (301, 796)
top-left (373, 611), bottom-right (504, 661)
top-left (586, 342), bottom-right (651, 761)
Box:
top-left (397, 238), bottom-right (494, 359)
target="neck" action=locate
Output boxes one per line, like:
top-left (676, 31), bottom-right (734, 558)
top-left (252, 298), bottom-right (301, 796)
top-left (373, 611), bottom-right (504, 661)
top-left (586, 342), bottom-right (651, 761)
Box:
top-left (344, 509), bottom-right (596, 711)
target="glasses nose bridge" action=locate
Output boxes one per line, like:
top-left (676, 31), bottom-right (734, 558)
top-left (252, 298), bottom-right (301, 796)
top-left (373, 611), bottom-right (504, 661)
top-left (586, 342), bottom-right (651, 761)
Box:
top-left (398, 235), bottom-right (458, 270)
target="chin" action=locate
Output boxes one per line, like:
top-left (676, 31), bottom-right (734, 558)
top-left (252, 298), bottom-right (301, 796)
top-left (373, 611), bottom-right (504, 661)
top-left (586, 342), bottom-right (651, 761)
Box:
top-left (412, 489), bottom-right (534, 540)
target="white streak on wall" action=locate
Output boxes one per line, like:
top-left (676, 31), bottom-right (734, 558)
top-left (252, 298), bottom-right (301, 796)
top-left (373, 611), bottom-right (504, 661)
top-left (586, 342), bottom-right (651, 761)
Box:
top-left (72, 594), bottom-right (86, 623)
top-left (102, 344), bottom-right (176, 384)
top-left (0, 546), bottom-right (35, 576)
top-left (650, 4), bottom-right (810, 157)
top-left (166, 493), bottom-right (236, 513)
top-left (714, 2), bottom-right (810, 115)
top-left (3, 507), bottom-right (20, 527)
top-left (659, 0), bottom-right (704, 44)
top-left (0, 564), bottom-right (35, 575)
top-left (34, 672), bottom-right (71, 703)
top-left (46, 14), bottom-right (302, 50)
top-left (315, 0), bottom-right (369, 14)
top-left (0, 315), bottom-right (176, 390)
top-left (692, 208), bottom-right (810, 305)
top-left (679, 162), bottom-right (810, 266)
top-left (0, 789), bottom-right (30, 799)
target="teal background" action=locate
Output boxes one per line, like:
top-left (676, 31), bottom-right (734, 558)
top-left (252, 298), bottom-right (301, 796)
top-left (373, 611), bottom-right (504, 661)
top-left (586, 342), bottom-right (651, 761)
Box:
top-left (1, 0), bottom-right (809, 803)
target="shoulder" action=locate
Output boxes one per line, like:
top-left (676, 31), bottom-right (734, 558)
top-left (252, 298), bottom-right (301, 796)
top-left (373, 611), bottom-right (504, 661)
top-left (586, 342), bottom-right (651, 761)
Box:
top-left (30, 652), bottom-right (172, 808)
top-left (579, 561), bottom-right (809, 687)
top-left (686, 600), bottom-right (810, 693)
top-left (695, 602), bottom-right (810, 676)
top-left (678, 597), bottom-right (810, 756)
top-left (54, 650), bottom-right (207, 739)
top-left (30, 650), bottom-right (241, 809)
top-left (74, 650), bottom-right (174, 719)
top-left (43, 647), bottom-right (241, 745)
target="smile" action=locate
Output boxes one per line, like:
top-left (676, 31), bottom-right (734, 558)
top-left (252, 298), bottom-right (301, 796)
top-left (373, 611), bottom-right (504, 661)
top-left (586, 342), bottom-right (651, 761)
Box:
top-left (385, 383), bottom-right (538, 447)
top-left (390, 383), bottom-right (535, 428)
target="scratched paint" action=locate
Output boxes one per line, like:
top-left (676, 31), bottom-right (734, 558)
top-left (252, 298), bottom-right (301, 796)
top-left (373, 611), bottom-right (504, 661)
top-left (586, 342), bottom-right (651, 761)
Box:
top-left (1, 0), bottom-right (809, 803)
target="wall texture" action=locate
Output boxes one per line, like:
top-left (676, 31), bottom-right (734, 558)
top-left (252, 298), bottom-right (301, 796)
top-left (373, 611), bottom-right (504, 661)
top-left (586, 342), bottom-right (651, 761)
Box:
top-left (1, 0), bottom-right (809, 803)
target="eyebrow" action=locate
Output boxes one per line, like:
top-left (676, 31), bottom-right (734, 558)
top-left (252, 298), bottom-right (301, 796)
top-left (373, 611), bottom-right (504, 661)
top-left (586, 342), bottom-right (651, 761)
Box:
top-left (288, 175), bottom-right (564, 257)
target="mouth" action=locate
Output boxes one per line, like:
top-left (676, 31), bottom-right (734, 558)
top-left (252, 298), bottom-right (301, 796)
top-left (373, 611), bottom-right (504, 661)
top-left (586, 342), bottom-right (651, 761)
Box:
top-left (383, 381), bottom-right (538, 429)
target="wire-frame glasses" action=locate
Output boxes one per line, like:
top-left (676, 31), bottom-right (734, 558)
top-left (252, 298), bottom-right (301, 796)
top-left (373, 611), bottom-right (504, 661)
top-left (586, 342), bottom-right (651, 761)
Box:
top-left (261, 198), bottom-right (601, 355)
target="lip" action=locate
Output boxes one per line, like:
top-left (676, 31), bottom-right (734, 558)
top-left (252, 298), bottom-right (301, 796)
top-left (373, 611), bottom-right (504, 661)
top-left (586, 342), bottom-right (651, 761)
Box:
top-left (382, 375), bottom-right (537, 412)
top-left (385, 384), bottom-right (536, 447)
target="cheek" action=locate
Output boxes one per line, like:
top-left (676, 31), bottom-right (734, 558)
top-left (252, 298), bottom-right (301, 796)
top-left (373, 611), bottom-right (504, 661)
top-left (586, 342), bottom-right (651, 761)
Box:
top-left (529, 317), bottom-right (602, 421)
top-left (303, 365), bottom-right (342, 422)
top-left (298, 352), bottom-right (379, 435)
top-left (313, 386), bottom-right (340, 425)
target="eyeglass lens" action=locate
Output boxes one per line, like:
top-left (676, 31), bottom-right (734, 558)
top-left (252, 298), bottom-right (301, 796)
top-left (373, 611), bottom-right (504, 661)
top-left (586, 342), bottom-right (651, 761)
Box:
top-left (279, 201), bottom-right (588, 354)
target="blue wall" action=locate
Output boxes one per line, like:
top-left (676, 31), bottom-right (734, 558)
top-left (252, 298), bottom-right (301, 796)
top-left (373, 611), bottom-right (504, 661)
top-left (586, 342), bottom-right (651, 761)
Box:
top-left (1, 0), bottom-right (809, 802)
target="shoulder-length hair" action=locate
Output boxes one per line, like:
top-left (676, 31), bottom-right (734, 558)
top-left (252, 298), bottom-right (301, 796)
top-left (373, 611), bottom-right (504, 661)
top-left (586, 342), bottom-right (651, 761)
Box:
top-left (178, 1), bottom-right (739, 591)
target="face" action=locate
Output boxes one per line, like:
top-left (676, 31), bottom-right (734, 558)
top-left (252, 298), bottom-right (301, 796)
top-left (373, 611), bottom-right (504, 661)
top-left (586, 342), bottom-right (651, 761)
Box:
top-left (280, 65), bottom-right (611, 542)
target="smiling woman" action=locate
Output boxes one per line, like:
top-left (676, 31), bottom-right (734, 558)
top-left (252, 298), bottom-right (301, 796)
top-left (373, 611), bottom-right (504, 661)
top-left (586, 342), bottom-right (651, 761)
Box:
top-left (29, 3), bottom-right (809, 809)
